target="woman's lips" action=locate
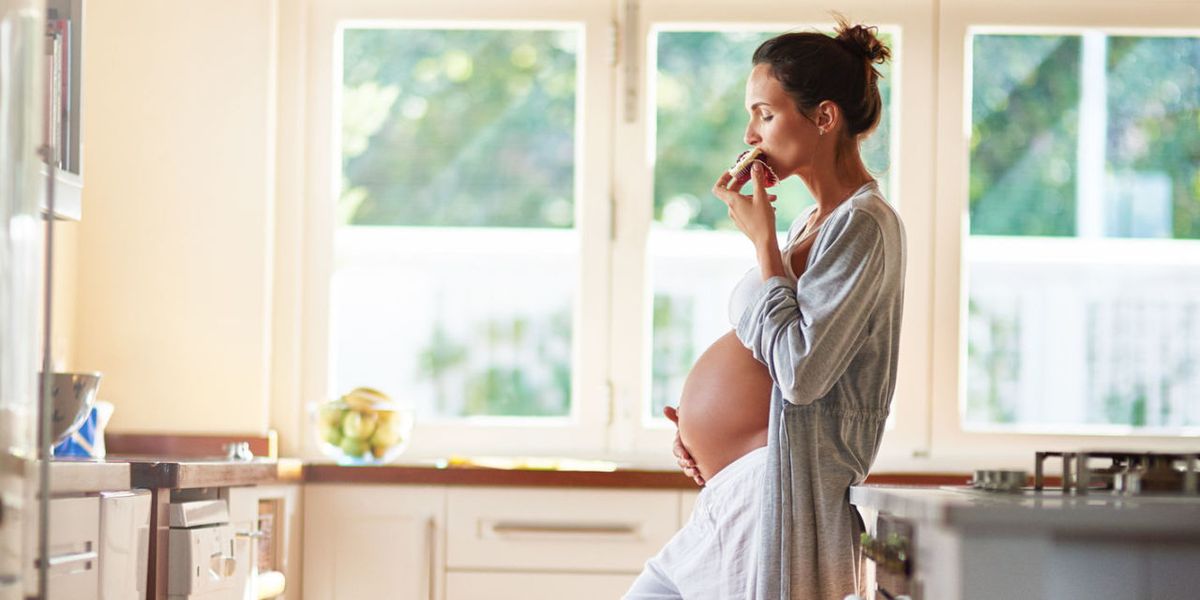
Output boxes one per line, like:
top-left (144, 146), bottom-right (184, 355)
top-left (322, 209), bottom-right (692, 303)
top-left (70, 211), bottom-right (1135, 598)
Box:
top-left (727, 148), bottom-right (780, 189)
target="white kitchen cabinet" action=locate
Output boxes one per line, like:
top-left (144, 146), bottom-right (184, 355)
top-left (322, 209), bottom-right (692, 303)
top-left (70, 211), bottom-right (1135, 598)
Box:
top-left (27, 495), bottom-right (100, 600)
top-left (98, 490), bottom-right (150, 600)
top-left (303, 485), bottom-right (445, 600)
top-left (446, 486), bottom-right (678, 573)
top-left (225, 484), bottom-right (302, 600)
top-left (302, 484), bottom-right (686, 600)
top-left (445, 571), bottom-right (637, 599)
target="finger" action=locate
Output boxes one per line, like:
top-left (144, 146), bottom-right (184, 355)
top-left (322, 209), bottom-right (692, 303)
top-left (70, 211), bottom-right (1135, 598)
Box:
top-left (713, 186), bottom-right (735, 208)
top-left (751, 163), bottom-right (768, 204)
top-left (662, 405), bottom-right (678, 424)
top-left (714, 172), bottom-right (735, 196)
top-left (768, 194), bottom-right (778, 203)
top-left (673, 440), bottom-right (693, 463)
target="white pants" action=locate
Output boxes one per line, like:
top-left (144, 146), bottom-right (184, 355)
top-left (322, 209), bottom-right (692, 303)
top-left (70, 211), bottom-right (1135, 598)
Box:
top-left (624, 446), bottom-right (768, 600)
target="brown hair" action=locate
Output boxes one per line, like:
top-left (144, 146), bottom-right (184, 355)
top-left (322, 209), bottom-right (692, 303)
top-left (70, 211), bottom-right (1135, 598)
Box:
top-left (752, 16), bottom-right (891, 138)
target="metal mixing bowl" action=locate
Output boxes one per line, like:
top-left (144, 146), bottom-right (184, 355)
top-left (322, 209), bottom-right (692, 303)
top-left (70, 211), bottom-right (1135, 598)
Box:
top-left (41, 371), bottom-right (103, 446)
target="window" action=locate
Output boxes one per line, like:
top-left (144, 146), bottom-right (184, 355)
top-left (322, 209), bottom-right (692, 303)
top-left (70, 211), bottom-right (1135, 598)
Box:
top-left (964, 31), bottom-right (1200, 433)
top-left (300, 0), bottom-right (614, 457)
top-left (292, 0), bottom-right (1199, 468)
top-left (929, 0), bottom-right (1200, 463)
top-left (333, 27), bottom-right (581, 421)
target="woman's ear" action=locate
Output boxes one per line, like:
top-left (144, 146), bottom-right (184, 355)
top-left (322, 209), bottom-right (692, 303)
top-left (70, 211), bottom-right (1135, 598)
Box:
top-left (815, 100), bottom-right (841, 136)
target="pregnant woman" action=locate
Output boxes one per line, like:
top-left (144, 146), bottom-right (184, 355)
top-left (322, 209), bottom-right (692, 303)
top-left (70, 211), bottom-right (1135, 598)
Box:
top-left (625, 19), bottom-right (906, 600)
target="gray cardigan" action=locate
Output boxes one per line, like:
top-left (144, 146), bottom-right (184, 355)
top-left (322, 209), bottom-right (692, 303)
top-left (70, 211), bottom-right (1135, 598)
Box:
top-left (736, 182), bottom-right (906, 600)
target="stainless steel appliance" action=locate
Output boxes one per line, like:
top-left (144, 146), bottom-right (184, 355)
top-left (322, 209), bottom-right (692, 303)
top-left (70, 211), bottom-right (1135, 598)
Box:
top-left (855, 450), bottom-right (1200, 600)
top-left (167, 499), bottom-right (247, 600)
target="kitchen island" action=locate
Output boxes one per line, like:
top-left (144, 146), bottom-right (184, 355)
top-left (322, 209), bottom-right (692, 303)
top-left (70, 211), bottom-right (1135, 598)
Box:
top-left (851, 484), bottom-right (1200, 600)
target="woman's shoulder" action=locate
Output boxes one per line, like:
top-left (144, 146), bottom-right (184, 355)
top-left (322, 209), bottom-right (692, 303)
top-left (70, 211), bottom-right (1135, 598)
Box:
top-left (828, 183), bottom-right (904, 241)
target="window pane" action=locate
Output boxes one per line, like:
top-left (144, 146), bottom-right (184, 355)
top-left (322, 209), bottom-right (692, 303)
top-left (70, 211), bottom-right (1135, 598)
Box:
top-left (341, 28), bottom-right (577, 228)
top-left (648, 29), bottom-right (896, 419)
top-left (965, 33), bottom-right (1200, 431)
top-left (332, 28), bottom-right (580, 420)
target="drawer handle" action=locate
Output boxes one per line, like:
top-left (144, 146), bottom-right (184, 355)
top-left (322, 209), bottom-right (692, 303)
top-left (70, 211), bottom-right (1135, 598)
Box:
top-left (489, 521), bottom-right (638, 536)
top-left (426, 517), bottom-right (436, 600)
top-left (45, 550), bottom-right (97, 569)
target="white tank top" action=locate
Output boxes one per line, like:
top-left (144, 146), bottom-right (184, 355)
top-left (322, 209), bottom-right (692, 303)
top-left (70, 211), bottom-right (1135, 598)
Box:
top-left (726, 206), bottom-right (816, 325)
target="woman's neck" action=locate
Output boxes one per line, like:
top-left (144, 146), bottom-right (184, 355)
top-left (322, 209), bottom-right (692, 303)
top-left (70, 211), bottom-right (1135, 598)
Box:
top-left (797, 143), bottom-right (874, 217)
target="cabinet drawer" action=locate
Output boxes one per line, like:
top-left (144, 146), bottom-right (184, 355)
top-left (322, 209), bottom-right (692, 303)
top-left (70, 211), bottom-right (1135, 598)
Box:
top-left (446, 571), bottom-right (637, 599)
top-left (38, 496), bottom-right (100, 600)
top-left (446, 487), bottom-right (678, 572)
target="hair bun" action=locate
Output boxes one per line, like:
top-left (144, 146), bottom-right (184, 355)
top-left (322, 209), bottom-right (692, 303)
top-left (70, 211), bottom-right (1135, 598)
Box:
top-left (835, 20), bottom-right (891, 65)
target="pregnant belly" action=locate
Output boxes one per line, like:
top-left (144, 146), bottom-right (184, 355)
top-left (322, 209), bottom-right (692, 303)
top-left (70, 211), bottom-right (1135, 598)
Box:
top-left (677, 330), bottom-right (773, 481)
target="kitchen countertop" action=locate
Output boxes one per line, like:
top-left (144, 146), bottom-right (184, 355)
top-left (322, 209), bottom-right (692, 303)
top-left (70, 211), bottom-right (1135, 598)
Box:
top-left (47, 457), bottom-right (304, 492)
top-left (125, 456), bottom-right (304, 489)
top-left (45, 457), bottom-right (970, 493)
top-left (850, 484), bottom-right (1200, 536)
top-left (49, 458), bottom-right (131, 494)
top-left (303, 460), bottom-right (698, 489)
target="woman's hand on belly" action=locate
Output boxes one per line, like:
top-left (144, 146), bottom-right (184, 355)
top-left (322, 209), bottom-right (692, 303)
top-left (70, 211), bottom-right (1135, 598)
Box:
top-left (664, 406), bottom-right (706, 486)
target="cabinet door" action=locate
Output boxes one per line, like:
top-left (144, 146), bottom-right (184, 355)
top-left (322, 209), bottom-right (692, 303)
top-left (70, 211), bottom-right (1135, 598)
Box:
top-left (446, 571), bottom-right (637, 600)
top-left (303, 485), bottom-right (444, 600)
top-left (26, 496), bottom-right (100, 600)
top-left (224, 484), bottom-right (302, 600)
top-left (446, 487), bottom-right (678, 572)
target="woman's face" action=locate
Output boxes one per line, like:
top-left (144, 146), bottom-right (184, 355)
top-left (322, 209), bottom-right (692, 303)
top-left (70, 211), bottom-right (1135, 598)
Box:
top-left (742, 63), bottom-right (821, 179)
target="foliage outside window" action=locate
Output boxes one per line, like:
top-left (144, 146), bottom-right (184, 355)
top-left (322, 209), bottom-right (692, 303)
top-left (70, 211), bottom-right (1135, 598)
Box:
top-left (965, 33), bottom-right (1200, 431)
top-left (332, 28), bottom-right (580, 420)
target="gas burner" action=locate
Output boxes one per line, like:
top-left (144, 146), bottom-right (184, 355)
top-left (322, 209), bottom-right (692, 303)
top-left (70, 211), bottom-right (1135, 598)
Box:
top-left (1034, 450), bottom-right (1200, 496)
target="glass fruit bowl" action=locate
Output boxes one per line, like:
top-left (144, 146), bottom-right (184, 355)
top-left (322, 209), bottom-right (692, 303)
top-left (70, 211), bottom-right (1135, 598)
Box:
top-left (312, 387), bottom-right (414, 465)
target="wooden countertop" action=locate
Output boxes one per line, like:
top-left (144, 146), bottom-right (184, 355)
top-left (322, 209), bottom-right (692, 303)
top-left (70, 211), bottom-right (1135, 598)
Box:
top-left (125, 457), bottom-right (304, 489)
top-left (303, 461), bottom-right (698, 489)
top-left (304, 462), bottom-right (972, 489)
top-left (47, 456), bottom-right (970, 491)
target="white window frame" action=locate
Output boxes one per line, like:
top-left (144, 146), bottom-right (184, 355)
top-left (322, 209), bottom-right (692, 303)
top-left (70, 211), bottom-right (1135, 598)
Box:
top-left (297, 0), bottom-right (616, 459)
top-left (929, 0), bottom-right (1200, 469)
top-left (272, 0), bottom-right (1200, 468)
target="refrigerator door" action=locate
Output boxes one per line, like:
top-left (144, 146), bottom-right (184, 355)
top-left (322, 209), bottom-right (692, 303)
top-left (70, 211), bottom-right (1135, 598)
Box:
top-left (0, 0), bottom-right (46, 598)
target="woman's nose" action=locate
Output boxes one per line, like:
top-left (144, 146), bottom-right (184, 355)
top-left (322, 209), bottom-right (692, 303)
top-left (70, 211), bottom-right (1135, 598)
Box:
top-left (744, 125), bottom-right (761, 146)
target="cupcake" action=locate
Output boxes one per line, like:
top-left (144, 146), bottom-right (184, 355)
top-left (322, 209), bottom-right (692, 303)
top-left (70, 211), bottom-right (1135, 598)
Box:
top-left (727, 147), bottom-right (779, 190)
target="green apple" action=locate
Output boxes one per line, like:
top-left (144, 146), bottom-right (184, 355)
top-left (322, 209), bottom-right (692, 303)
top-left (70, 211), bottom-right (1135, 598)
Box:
top-left (341, 409), bottom-right (378, 440)
top-left (369, 417), bottom-right (401, 447)
top-left (318, 403), bottom-right (346, 428)
top-left (339, 436), bottom-right (369, 458)
top-left (319, 422), bottom-right (343, 447)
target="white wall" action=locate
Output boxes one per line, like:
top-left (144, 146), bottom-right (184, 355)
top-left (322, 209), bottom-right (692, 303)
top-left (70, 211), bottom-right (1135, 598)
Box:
top-left (73, 0), bottom-right (277, 433)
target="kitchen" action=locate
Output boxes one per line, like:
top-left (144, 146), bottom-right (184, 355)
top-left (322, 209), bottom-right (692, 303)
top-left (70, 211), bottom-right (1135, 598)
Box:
top-left (1, 0), bottom-right (1198, 599)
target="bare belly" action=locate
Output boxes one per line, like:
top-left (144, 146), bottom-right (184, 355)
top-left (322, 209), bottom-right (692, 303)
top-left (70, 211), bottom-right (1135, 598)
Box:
top-left (677, 330), bottom-right (773, 481)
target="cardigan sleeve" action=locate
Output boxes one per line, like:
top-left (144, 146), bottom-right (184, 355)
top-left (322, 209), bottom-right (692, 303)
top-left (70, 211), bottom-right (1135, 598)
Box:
top-left (735, 208), bottom-right (886, 405)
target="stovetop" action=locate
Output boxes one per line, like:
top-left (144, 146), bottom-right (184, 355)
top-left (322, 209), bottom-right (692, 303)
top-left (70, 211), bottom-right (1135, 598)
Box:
top-left (970, 450), bottom-right (1200, 497)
